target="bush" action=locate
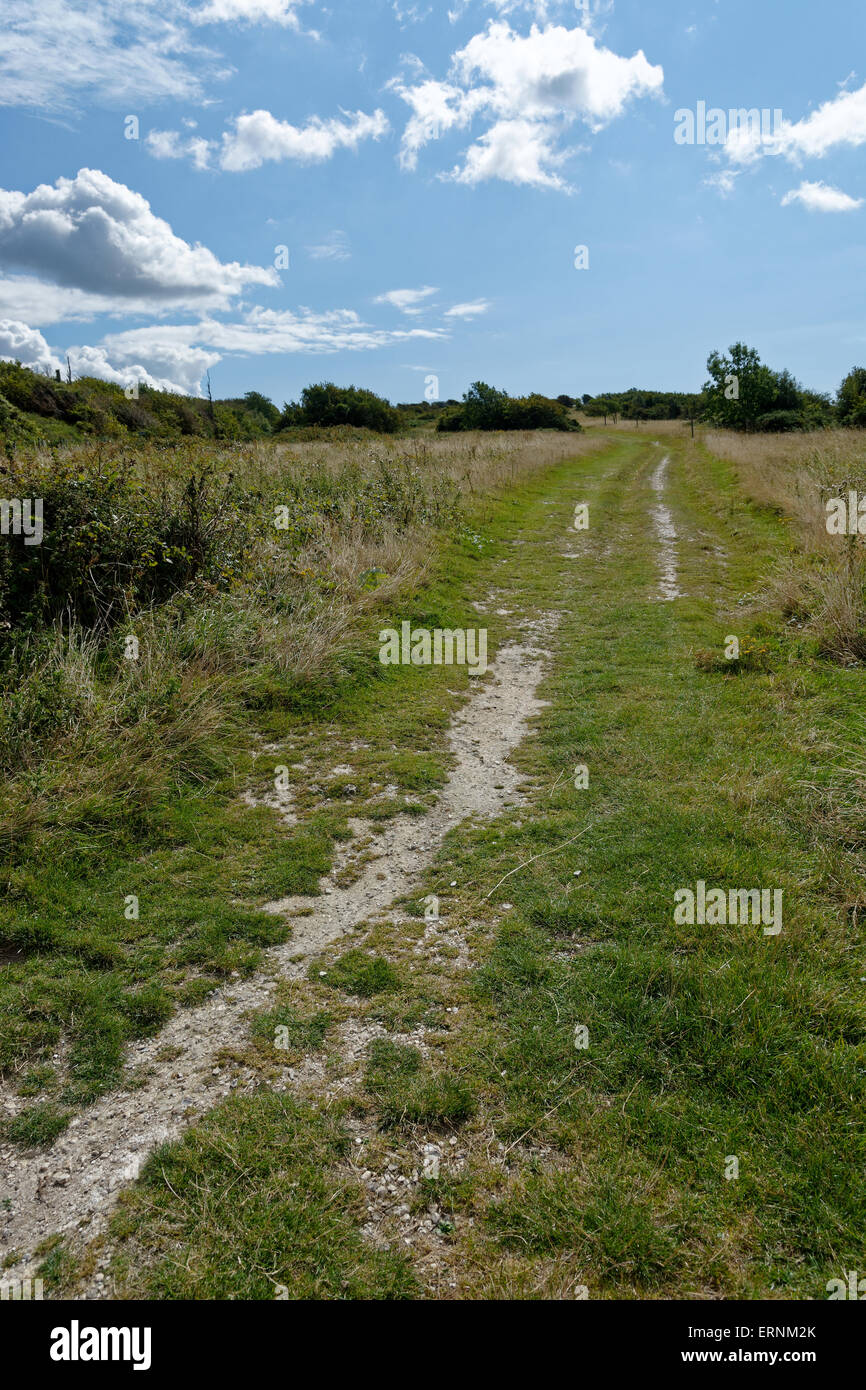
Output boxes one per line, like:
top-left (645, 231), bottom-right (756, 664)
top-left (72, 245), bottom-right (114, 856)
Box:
top-left (436, 382), bottom-right (579, 433)
top-left (0, 456), bottom-right (255, 630)
top-left (278, 383), bottom-right (400, 434)
top-left (755, 411), bottom-right (807, 433)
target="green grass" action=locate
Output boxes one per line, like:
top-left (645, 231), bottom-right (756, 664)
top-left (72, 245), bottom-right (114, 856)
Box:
top-left (21, 429), bottom-right (865, 1300)
top-left (316, 950), bottom-right (401, 998)
top-left (363, 1038), bottom-right (476, 1129)
top-left (108, 1091), bottom-right (418, 1300)
top-left (5, 1102), bottom-right (72, 1147)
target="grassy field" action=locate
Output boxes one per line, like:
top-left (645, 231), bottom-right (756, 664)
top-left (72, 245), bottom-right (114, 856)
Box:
top-left (2, 424), bottom-right (864, 1300)
top-left (0, 429), bottom-right (602, 1122)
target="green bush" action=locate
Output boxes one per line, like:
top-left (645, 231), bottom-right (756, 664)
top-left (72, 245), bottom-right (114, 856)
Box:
top-left (0, 457), bottom-right (255, 630)
top-left (436, 382), bottom-right (578, 433)
top-left (277, 383), bottom-right (400, 434)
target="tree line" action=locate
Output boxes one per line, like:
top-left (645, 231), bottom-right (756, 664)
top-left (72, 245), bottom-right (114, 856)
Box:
top-left (3, 346), bottom-right (866, 448)
top-left (581, 345), bottom-right (866, 433)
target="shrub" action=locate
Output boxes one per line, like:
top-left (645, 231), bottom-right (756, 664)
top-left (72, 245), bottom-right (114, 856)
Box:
top-left (436, 382), bottom-right (579, 433)
top-left (0, 456), bottom-right (255, 630)
top-left (278, 383), bottom-right (400, 434)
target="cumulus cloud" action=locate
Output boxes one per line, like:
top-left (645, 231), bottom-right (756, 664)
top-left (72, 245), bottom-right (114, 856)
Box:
top-left (725, 81), bottom-right (866, 166)
top-left (1, 303), bottom-right (448, 399)
top-left (147, 107), bottom-right (389, 171)
top-left (68, 343), bottom-right (213, 394)
top-left (447, 117), bottom-right (572, 189)
top-left (219, 107), bottom-right (389, 171)
top-left (374, 286), bottom-right (438, 314)
top-left (390, 20), bottom-right (663, 188)
top-left (0, 318), bottom-right (62, 374)
top-left (146, 129), bottom-right (214, 170)
top-left (781, 180), bottom-right (863, 212)
top-left (704, 169), bottom-right (739, 198)
top-left (71, 306), bottom-right (446, 394)
top-left (0, 169), bottom-right (277, 309)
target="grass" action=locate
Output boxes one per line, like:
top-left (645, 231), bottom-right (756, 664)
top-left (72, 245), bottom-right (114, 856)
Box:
top-left (107, 1091), bottom-right (418, 1300)
top-left (317, 950), bottom-right (401, 998)
top-left (363, 1038), bottom-right (476, 1129)
top-left (0, 428), bottom-right (604, 1115)
top-left (705, 426), bottom-right (866, 661)
top-left (5, 423), bottom-right (864, 1302)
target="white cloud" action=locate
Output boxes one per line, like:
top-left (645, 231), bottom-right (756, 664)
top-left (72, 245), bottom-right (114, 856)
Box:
top-left (146, 129), bottom-right (214, 169)
top-left (74, 306), bottom-right (447, 394)
top-left (726, 81), bottom-right (866, 166)
top-left (189, 0), bottom-right (311, 29)
top-left (704, 169), bottom-right (738, 197)
top-left (0, 168), bottom-right (277, 310)
top-left (374, 286), bottom-right (438, 313)
top-left (781, 180), bottom-right (863, 213)
top-left (147, 107), bottom-right (388, 172)
top-left (0, 0), bottom-right (320, 110)
top-left (0, 1), bottom-right (217, 109)
top-left (444, 298), bottom-right (490, 317)
top-left (447, 117), bottom-right (572, 188)
top-left (306, 231), bottom-right (351, 261)
top-left (392, 2), bottom-right (431, 23)
top-left (391, 20), bottom-right (663, 188)
top-left (218, 107), bottom-right (389, 171)
top-left (484, 1), bottom-right (582, 19)
top-left (0, 318), bottom-right (62, 374)
top-left (68, 342), bottom-right (212, 394)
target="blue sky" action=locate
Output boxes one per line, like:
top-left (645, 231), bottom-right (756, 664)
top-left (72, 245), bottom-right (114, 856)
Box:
top-left (0, 0), bottom-right (864, 404)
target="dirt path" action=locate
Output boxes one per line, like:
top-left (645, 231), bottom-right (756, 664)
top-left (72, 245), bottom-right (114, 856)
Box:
top-left (648, 454), bottom-right (682, 600)
top-left (0, 623), bottom-right (554, 1281)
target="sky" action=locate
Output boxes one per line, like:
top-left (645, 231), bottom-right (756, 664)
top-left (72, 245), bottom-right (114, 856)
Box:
top-left (0, 0), bottom-right (864, 405)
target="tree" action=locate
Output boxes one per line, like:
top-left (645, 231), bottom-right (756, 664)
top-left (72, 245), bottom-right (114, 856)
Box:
top-left (837, 367), bottom-right (866, 427)
top-left (584, 396), bottom-right (618, 425)
top-left (277, 383), bottom-right (400, 433)
top-left (703, 343), bottom-right (779, 430)
top-left (243, 391), bottom-right (280, 426)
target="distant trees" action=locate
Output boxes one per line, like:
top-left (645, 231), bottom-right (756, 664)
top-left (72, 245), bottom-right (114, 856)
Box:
top-left (583, 396), bottom-right (619, 424)
top-left (436, 381), bottom-right (579, 432)
top-left (836, 367), bottom-right (866, 427)
top-left (702, 343), bottom-right (833, 432)
top-left (277, 382), bottom-right (400, 433)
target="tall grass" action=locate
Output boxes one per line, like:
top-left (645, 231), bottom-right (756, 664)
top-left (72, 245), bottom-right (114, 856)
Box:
top-left (0, 428), bottom-right (604, 854)
top-left (705, 428), bottom-right (866, 662)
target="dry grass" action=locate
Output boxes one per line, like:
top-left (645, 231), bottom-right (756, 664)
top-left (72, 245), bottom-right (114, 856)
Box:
top-left (0, 428), bottom-right (602, 845)
top-left (705, 428), bottom-right (866, 662)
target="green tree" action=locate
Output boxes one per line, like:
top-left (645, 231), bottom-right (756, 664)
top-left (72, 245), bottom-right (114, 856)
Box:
top-left (837, 367), bottom-right (866, 427)
top-left (703, 343), bottom-right (778, 430)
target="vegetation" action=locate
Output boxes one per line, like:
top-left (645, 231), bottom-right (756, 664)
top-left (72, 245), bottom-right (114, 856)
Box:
top-left (0, 360), bottom-right (283, 447)
top-left (277, 382), bottom-right (401, 434)
top-left (437, 381), bottom-right (579, 432)
top-left (1, 351), bottom-right (864, 1302)
top-left (36, 427), bottom-right (863, 1301)
top-left (0, 428), bottom-right (598, 1115)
